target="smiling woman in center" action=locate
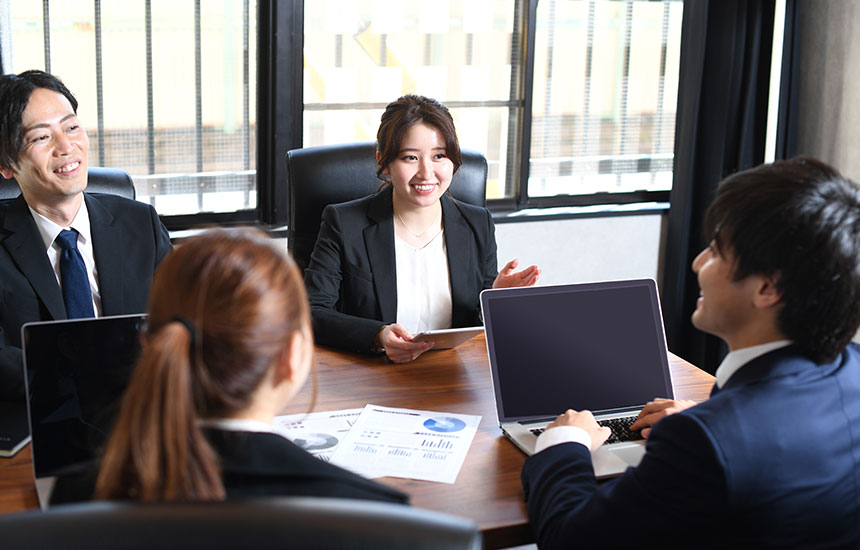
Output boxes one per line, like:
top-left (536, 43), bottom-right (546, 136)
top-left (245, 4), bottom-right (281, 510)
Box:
top-left (304, 95), bottom-right (540, 363)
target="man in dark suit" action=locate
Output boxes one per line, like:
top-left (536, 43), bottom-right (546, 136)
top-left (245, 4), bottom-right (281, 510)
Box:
top-left (0, 70), bottom-right (171, 400)
top-left (522, 157), bottom-right (860, 548)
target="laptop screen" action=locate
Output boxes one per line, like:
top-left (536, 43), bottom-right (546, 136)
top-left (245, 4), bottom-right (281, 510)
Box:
top-left (22, 314), bottom-right (146, 478)
top-left (481, 280), bottom-right (673, 422)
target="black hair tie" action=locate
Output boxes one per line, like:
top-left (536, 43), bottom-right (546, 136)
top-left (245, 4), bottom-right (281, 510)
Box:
top-left (172, 316), bottom-right (197, 347)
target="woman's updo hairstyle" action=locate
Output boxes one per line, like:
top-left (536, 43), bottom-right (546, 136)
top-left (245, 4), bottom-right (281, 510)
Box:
top-left (375, 94), bottom-right (462, 182)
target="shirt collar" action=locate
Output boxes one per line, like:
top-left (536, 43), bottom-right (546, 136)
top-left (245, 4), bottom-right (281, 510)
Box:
top-left (198, 417), bottom-right (276, 434)
top-left (715, 339), bottom-right (793, 388)
top-left (28, 197), bottom-right (92, 251)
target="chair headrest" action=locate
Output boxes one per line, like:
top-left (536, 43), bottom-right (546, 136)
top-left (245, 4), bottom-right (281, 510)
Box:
top-left (0, 497), bottom-right (482, 550)
top-left (0, 166), bottom-right (136, 201)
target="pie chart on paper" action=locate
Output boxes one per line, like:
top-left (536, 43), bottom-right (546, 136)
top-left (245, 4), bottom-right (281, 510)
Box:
top-left (293, 433), bottom-right (339, 451)
top-left (423, 417), bottom-right (466, 433)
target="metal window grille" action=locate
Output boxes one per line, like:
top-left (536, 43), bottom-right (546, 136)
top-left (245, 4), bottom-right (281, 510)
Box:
top-left (527, 0), bottom-right (682, 201)
top-left (9, 1), bottom-right (257, 216)
top-left (303, 0), bottom-right (682, 206)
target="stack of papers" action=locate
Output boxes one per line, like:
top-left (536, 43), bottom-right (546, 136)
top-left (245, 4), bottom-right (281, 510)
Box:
top-left (274, 404), bottom-right (480, 484)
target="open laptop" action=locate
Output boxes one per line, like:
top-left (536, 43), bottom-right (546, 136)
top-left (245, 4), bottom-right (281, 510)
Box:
top-left (21, 314), bottom-right (146, 509)
top-left (480, 279), bottom-right (673, 478)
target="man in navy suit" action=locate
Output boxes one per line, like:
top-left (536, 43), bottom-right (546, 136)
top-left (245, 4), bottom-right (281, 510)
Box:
top-left (0, 71), bottom-right (171, 400)
top-left (522, 157), bottom-right (860, 548)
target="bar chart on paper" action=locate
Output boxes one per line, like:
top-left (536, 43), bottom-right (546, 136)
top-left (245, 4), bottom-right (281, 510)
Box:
top-left (330, 404), bottom-right (481, 483)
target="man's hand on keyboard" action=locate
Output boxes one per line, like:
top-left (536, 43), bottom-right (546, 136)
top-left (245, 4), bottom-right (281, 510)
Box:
top-left (547, 410), bottom-right (612, 450)
top-left (629, 398), bottom-right (697, 439)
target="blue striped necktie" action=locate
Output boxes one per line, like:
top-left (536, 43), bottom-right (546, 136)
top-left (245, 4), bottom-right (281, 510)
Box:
top-left (55, 229), bottom-right (95, 319)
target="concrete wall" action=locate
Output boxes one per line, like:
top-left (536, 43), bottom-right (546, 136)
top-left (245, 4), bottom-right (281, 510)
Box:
top-left (793, 1), bottom-right (860, 182)
top-left (792, 1), bottom-right (860, 340)
top-left (494, 213), bottom-right (667, 289)
top-left (269, 212), bottom-right (668, 292)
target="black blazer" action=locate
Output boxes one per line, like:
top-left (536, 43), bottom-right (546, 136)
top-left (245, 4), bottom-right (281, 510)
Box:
top-left (0, 193), bottom-right (171, 400)
top-left (304, 186), bottom-right (498, 353)
top-left (521, 344), bottom-right (860, 549)
top-left (51, 428), bottom-right (408, 505)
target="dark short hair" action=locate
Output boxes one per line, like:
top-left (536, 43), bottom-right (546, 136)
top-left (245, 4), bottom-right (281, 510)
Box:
top-left (0, 70), bottom-right (78, 170)
top-left (704, 157), bottom-right (860, 363)
top-left (375, 94), bottom-right (462, 182)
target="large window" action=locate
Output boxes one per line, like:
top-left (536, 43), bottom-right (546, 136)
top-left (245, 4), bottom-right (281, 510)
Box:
top-left (304, 0), bottom-right (521, 200)
top-left (2, 0), bottom-right (683, 229)
top-left (304, 0), bottom-right (683, 208)
top-left (5, 1), bottom-right (257, 219)
top-left (529, 0), bottom-right (681, 200)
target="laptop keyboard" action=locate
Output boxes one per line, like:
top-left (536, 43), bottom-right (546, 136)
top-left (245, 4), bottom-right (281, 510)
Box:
top-left (530, 415), bottom-right (644, 445)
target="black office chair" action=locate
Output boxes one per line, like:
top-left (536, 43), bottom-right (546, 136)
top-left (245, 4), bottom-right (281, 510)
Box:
top-left (285, 141), bottom-right (488, 272)
top-left (0, 497), bottom-right (482, 550)
top-left (0, 166), bottom-right (136, 201)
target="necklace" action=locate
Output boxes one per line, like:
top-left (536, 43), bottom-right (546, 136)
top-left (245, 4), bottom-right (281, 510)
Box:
top-left (396, 210), bottom-right (440, 239)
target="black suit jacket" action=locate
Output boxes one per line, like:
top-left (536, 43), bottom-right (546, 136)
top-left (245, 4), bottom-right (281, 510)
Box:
top-left (521, 344), bottom-right (860, 549)
top-left (0, 193), bottom-right (171, 399)
top-left (304, 186), bottom-right (498, 353)
top-left (51, 428), bottom-right (409, 505)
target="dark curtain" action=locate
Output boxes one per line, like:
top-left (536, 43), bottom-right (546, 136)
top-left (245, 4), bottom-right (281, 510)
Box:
top-left (661, 0), bottom-right (775, 374)
top-left (775, 0), bottom-right (799, 159)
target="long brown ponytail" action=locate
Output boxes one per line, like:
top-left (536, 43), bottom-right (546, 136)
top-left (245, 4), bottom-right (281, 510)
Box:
top-left (94, 228), bottom-right (310, 501)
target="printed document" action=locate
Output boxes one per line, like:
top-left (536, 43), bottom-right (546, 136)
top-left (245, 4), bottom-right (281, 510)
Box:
top-left (329, 404), bottom-right (480, 483)
top-left (273, 408), bottom-right (363, 462)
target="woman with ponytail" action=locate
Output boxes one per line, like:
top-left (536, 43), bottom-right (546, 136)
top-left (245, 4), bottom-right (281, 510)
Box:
top-left (52, 228), bottom-right (406, 504)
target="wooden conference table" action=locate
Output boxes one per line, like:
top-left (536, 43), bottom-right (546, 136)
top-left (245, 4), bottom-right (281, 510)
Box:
top-left (0, 334), bottom-right (714, 549)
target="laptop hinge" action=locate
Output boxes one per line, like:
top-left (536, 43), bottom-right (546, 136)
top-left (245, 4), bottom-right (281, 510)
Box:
top-left (516, 417), bottom-right (556, 426)
top-left (594, 406), bottom-right (642, 416)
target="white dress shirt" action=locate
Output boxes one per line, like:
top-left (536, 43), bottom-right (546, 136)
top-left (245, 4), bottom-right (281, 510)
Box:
top-left (394, 230), bottom-right (453, 333)
top-left (29, 200), bottom-right (102, 316)
top-left (714, 340), bottom-right (792, 389)
top-left (535, 339), bottom-right (794, 454)
top-left (535, 424), bottom-right (595, 454)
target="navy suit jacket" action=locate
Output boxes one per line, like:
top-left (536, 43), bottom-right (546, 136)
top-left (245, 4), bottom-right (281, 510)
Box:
top-left (51, 428), bottom-right (409, 505)
top-left (522, 344), bottom-right (860, 549)
top-left (304, 186), bottom-right (498, 353)
top-left (0, 193), bottom-right (171, 399)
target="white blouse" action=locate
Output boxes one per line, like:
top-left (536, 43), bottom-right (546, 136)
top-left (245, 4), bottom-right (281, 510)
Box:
top-left (394, 229), bottom-right (453, 333)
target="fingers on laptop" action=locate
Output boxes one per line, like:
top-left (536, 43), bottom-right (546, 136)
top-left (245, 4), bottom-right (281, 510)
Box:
top-left (630, 398), bottom-right (697, 437)
top-left (549, 409), bottom-right (611, 449)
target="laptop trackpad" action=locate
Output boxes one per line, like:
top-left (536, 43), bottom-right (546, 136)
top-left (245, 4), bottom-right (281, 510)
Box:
top-left (591, 443), bottom-right (645, 478)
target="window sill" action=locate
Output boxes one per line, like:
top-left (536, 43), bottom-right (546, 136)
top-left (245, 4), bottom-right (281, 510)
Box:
top-left (166, 203), bottom-right (670, 240)
top-left (491, 201), bottom-right (670, 224)
top-left (169, 225), bottom-right (288, 242)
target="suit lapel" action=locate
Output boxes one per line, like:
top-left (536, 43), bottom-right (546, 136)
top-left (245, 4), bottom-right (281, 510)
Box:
top-left (1, 196), bottom-right (66, 319)
top-left (442, 196), bottom-right (474, 325)
top-left (364, 187), bottom-right (397, 322)
top-left (86, 194), bottom-right (124, 315)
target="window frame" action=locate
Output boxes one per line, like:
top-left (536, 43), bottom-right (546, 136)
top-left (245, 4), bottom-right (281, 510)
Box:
top-left (3, 0), bottom-right (674, 231)
top-left (287, 0), bottom-right (674, 224)
top-left (164, 0), bottom-right (300, 230)
top-left (496, 0), bottom-right (673, 215)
